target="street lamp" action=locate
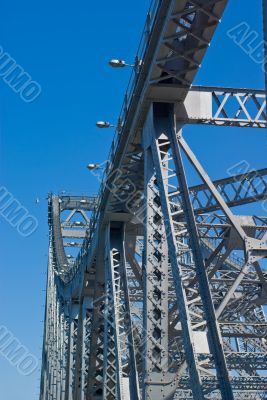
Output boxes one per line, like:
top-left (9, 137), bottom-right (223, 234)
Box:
top-left (96, 121), bottom-right (115, 129)
top-left (109, 59), bottom-right (134, 68)
top-left (96, 120), bottom-right (124, 131)
top-left (109, 57), bottom-right (142, 72)
top-left (87, 163), bottom-right (102, 171)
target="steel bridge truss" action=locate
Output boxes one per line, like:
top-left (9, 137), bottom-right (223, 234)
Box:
top-left (40, 1), bottom-right (267, 399)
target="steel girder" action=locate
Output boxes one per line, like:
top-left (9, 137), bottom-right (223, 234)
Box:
top-left (40, 164), bottom-right (267, 400)
top-left (106, 152), bottom-right (267, 217)
top-left (181, 87), bottom-right (267, 128)
top-left (189, 169), bottom-right (267, 213)
top-left (40, 1), bottom-right (267, 400)
top-left (149, 86), bottom-right (267, 128)
top-left (102, 224), bottom-right (140, 400)
top-left (40, 198), bottom-right (96, 400)
top-left (142, 143), bottom-right (171, 399)
top-left (49, 195), bottom-right (96, 282)
top-left (143, 104), bottom-right (234, 399)
top-left (140, 103), bottom-right (267, 399)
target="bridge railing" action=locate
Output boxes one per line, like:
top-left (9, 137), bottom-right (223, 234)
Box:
top-left (97, 1), bottom-right (160, 203)
top-left (65, 0), bottom-right (161, 283)
top-left (99, 0), bottom-right (161, 188)
top-left (106, 0), bottom-right (160, 170)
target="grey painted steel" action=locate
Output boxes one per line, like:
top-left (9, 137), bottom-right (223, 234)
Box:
top-left (179, 87), bottom-right (266, 128)
top-left (40, 2), bottom-right (267, 400)
top-left (142, 140), bottom-right (171, 399)
top-left (189, 168), bottom-right (267, 213)
top-left (149, 85), bottom-right (267, 128)
top-left (146, 108), bottom-right (205, 400)
top-left (145, 104), bottom-right (235, 399)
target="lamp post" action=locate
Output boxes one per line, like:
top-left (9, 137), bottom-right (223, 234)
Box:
top-left (109, 59), bottom-right (134, 68)
top-left (96, 121), bottom-right (116, 129)
top-left (109, 57), bottom-right (142, 74)
top-left (86, 163), bottom-right (103, 171)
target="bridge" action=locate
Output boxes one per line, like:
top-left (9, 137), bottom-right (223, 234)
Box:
top-left (39, 1), bottom-right (267, 399)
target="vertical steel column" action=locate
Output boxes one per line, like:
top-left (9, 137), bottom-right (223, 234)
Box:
top-left (102, 224), bottom-right (124, 399)
top-left (50, 266), bottom-right (57, 400)
top-left (144, 103), bottom-right (236, 399)
top-left (121, 227), bottom-right (140, 400)
top-left (79, 297), bottom-right (92, 400)
top-left (73, 304), bottom-right (83, 400)
top-left (65, 303), bottom-right (79, 400)
top-left (166, 107), bottom-right (234, 400)
top-left (143, 107), bottom-right (205, 400)
top-left (142, 136), bottom-right (170, 399)
top-left (79, 302), bottom-right (87, 400)
top-left (87, 245), bottom-right (105, 399)
top-left (60, 305), bottom-right (68, 400)
top-left (56, 300), bottom-right (62, 400)
top-left (103, 222), bottom-right (140, 400)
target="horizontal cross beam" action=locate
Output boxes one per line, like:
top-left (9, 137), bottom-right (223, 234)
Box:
top-left (149, 85), bottom-right (266, 128)
top-left (189, 168), bottom-right (267, 213)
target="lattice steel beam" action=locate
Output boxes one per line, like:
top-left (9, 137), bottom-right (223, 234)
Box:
top-left (190, 168), bottom-right (267, 213)
top-left (149, 86), bottom-right (267, 128)
top-left (39, 2), bottom-right (267, 400)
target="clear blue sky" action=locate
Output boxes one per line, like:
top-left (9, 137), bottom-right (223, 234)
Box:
top-left (0, 1), bottom-right (266, 399)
